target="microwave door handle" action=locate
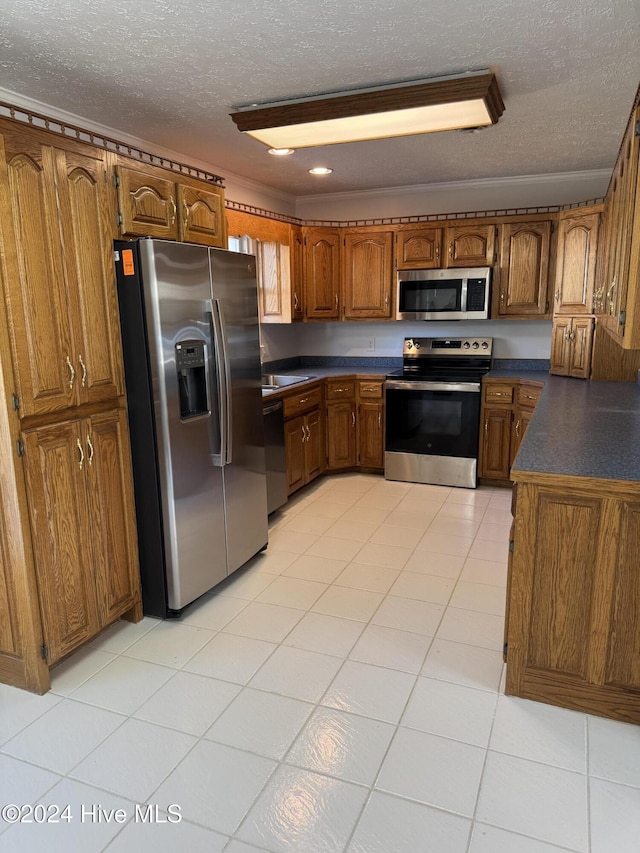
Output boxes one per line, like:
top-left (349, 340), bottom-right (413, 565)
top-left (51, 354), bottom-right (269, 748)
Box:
top-left (206, 299), bottom-right (228, 466)
top-left (460, 277), bottom-right (468, 312)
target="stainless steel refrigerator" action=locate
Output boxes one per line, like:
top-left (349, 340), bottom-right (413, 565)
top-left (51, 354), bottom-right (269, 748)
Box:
top-left (114, 238), bottom-right (268, 616)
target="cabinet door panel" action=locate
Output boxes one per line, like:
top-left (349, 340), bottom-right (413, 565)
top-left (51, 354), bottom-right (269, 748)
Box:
top-left (569, 318), bottom-right (593, 379)
top-left (446, 225), bottom-right (495, 267)
top-left (554, 214), bottom-right (599, 315)
top-left (290, 226), bottom-right (304, 320)
top-left (285, 416), bottom-right (305, 493)
top-left (343, 231), bottom-right (393, 319)
top-left (178, 184), bottom-right (225, 247)
top-left (359, 402), bottom-right (384, 469)
top-left (0, 134), bottom-right (75, 415)
top-left (480, 407), bottom-right (511, 479)
top-left (498, 221), bottom-right (551, 317)
top-left (304, 229), bottom-right (340, 319)
top-left (22, 421), bottom-right (98, 663)
top-left (305, 409), bottom-right (324, 482)
top-left (396, 228), bottom-right (442, 269)
top-left (57, 148), bottom-right (124, 405)
top-left (327, 403), bottom-right (357, 469)
top-left (550, 318), bottom-right (571, 376)
top-left (606, 501), bottom-right (640, 689)
top-left (87, 410), bottom-right (140, 625)
top-left (117, 165), bottom-right (178, 239)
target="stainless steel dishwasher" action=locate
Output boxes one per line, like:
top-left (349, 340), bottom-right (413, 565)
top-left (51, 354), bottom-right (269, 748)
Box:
top-left (263, 398), bottom-right (288, 514)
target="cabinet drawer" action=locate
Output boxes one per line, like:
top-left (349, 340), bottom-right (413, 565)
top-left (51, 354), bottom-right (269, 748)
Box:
top-left (326, 379), bottom-right (356, 400)
top-left (517, 383), bottom-right (543, 407)
top-left (283, 385), bottom-right (322, 418)
top-left (358, 379), bottom-right (384, 400)
top-left (484, 383), bottom-right (514, 404)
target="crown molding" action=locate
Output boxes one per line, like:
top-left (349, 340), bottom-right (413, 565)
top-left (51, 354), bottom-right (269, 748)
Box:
top-left (294, 169), bottom-right (611, 204)
top-left (0, 85), bottom-right (295, 205)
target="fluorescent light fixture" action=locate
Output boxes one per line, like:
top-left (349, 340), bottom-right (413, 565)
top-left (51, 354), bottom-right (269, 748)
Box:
top-left (308, 167), bottom-right (333, 175)
top-left (231, 70), bottom-right (504, 149)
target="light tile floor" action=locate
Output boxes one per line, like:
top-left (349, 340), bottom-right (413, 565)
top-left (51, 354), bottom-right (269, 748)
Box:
top-left (1, 474), bottom-right (639, 852)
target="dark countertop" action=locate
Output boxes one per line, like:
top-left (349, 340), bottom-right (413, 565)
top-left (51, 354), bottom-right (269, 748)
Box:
top-left (512, 378), bottom-right (640, 483)
top-left (261, 367), bottom-right (389, 397)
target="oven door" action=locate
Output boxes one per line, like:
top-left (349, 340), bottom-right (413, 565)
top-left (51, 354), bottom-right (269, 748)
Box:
top-left (384, 379), bottom-right (481, 488)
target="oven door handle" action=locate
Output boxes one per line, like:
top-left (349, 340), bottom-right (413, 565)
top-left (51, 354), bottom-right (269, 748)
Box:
top-left (385, 380), bottom-right (481, 393)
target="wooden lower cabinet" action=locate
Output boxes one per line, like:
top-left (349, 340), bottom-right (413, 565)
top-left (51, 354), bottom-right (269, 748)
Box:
top-left (284, 409), bottom-right (323, 494)
top-left (479, 379), bottom-right (543, 482)
top-left (21, 409), bottom-right (141, 665)
top-left (326, 402), bottom-right (357, 469)
top-left (359, 402), bottom-right (384, 468)
top-left (506, 478), bottom-right (640, 723)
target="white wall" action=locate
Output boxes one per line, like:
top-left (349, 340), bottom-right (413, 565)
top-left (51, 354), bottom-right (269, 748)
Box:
top-left (261, 320), bottom-right (552, 361)
top-left (295, 171), bottom-right (609, 221)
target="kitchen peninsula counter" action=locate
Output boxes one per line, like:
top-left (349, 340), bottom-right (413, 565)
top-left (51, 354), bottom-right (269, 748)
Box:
top-left (505, 376), bottom-right (640, 724)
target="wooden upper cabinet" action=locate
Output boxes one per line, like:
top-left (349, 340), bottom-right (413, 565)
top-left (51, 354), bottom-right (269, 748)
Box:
top-left (116, 164), bottom-right (179, 240)
top-left (290, 226), bottom-right (304, 320)
top-left (56, 147), bottom-right (124, 406)
top-left (396, 227), bottom-right (443, 269)
top-left (0, 127), bottom-right (122, 416)
top-left (396, 224), bottom-right (494, 270)
top-left (256, 241), bottom-right (292, 323)
top-left (445, 224), bottom-right (496, 267)
top-left (550, 316), bottom-right (593, 379)
top-left (177, 184), bottom-right (225, 247)
top-left (342, 230), bottom-right (393, 319)
top-left (497, 220), bottom-right (551, 318)
top-left (304, 227), bottom-right (341, 319)
top-left (554, 212), bottom-right (599, 315)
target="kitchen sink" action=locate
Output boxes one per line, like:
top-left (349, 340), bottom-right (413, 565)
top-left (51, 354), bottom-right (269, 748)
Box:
top-left (261, 374), bottom-right (313, 388)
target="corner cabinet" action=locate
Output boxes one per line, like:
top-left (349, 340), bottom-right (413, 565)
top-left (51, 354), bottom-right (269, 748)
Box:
top-left (550, 317), bottom-right (594, 379)
top-left (304, 227), bottom-right (341, 319)
top-left (496, 220), bottom-right (552, 318)
top-left (342, 230), bottom-right (393, 319)
top-left (116, 162), bottom-right (226, 247)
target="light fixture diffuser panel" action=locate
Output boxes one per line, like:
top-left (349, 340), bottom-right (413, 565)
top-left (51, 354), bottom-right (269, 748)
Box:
top-left (245, 100), bottom-right (492, 148)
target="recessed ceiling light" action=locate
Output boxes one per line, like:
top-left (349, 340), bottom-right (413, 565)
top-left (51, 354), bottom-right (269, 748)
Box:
top-left (309, 167), bottom-right (333, 175)
top-left (267, 147), bottom-right (295, 156)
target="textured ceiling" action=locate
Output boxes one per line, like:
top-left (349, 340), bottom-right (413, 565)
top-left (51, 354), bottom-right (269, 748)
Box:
top-left (0, 0), bottom-right (639, 197)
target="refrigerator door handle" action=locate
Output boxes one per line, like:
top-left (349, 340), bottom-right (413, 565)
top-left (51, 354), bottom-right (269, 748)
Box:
top-left (208, 298), bottom-right (233, 465)
top-left (206, 300), bottom-right (226, 466)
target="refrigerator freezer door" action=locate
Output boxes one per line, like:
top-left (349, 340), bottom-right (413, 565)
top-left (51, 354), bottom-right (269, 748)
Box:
top-left (139, 240), bottom-right (228, 609)
top-left (209, 249), bottom-right (268, 572)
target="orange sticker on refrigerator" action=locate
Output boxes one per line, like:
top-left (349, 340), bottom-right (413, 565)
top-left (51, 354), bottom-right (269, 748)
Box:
top-left (122, 249), bottom-right (135, 276)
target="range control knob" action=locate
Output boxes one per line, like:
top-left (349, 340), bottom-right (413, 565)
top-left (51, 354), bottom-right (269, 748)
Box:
top-left (472, 341), bottom-right (480, 349)
top-left (463, 341), bottom-right (471, 349)
top-left (414, 341), bottom-right (421, 349)
top-left (406, 340), bottom-right (413, 349)
top-left (481, 340), bottom-right (489, 349)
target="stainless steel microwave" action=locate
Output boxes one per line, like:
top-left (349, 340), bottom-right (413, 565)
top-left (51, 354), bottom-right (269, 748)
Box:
top-left (396, 267), bottom-right (491, 321)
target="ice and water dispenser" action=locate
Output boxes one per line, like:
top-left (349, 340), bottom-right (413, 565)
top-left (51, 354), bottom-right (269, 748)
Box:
top-left (176, 340), bottom-right (209, 419)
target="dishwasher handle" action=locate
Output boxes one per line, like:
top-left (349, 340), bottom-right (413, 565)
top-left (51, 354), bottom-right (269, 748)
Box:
top-left (263, 400), bottom-right (283, 415)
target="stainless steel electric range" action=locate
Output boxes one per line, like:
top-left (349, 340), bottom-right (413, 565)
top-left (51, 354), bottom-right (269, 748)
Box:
top-left (385, 336), bottom-right (493, 489)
